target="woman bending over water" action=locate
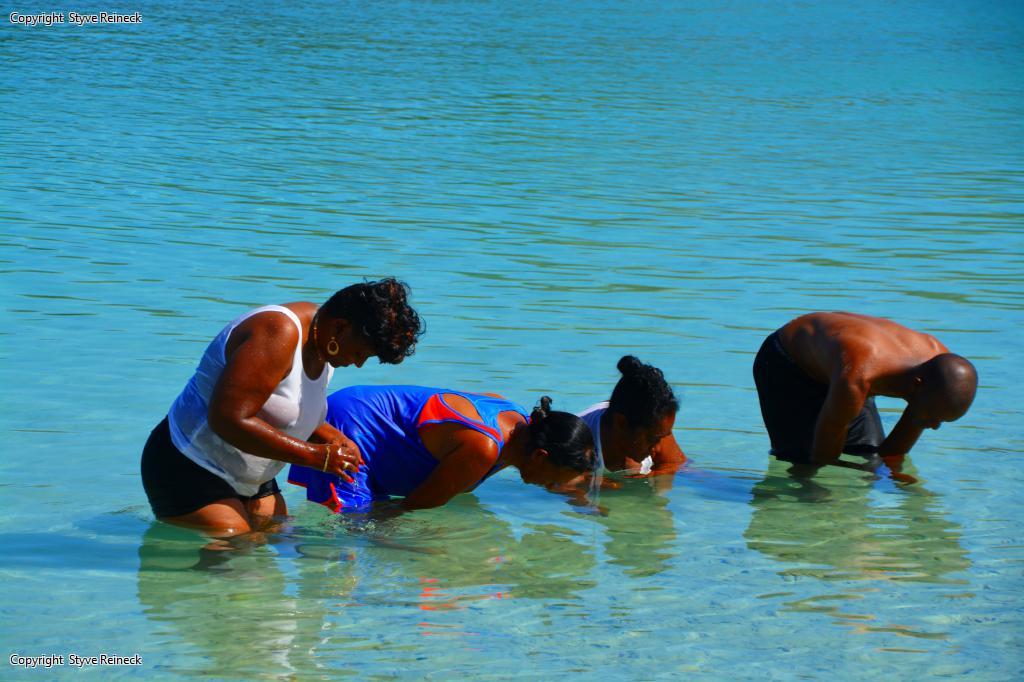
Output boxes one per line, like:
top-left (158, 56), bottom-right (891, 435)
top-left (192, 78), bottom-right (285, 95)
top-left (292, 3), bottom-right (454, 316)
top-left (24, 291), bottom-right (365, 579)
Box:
top-left (578, 355), bottom-right (685, 475)
top-left (289, 386), bottom-right (596, 512)
top-left (141, 279), bottom-right (424, 535)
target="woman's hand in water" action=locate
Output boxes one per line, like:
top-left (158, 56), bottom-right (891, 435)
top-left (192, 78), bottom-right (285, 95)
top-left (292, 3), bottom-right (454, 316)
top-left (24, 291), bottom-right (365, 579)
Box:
top-left (318, 441), bottom-right (361, 482)
top-left (311, 421), bottom-right (364, 478)
top-left (327, 430), bottom-right (363, 468)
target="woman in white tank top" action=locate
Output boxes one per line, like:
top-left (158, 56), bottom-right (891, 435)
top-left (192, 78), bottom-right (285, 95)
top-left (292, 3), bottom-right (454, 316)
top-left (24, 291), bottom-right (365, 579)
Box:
top-left (577, 355), bottom-right (686, 483)
top-left (141, 278), bottom-right (424, 535)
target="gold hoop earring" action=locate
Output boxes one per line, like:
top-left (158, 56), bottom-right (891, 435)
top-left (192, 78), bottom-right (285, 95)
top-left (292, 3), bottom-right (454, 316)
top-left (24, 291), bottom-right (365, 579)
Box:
top-left (327, 338), bottom-right (340, 356)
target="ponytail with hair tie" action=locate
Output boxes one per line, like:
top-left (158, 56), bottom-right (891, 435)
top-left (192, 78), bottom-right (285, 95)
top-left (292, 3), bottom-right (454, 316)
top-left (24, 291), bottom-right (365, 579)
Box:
top-left (531, 395), bottom-right (553, 422)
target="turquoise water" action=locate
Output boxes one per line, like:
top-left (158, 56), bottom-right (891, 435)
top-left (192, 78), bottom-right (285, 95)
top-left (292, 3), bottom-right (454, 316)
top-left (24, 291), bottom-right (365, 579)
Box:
top-left (2, 1), bottom-right (1023, 678)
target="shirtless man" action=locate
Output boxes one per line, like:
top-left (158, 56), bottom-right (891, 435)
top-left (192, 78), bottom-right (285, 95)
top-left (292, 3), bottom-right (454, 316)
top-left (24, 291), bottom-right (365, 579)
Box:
top-left (752, 312), bottom-right (977, 481)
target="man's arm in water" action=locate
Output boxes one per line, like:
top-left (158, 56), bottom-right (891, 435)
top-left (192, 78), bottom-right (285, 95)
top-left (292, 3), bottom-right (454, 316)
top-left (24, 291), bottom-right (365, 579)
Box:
top-left (878, 410), bottom-right (926, 461)
top-left (809, 373), bottom-right (867, 467)
top-left (876, 410), bottom-right (924, 483)
top-left (807, 379), bottom-right (918, 482)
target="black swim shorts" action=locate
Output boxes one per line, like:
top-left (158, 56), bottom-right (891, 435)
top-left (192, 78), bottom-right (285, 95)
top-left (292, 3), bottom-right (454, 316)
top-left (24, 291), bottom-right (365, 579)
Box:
top-left (140, 417), bottom-right (281, 518)
top-left (752, 330), bottom-right (885, 464)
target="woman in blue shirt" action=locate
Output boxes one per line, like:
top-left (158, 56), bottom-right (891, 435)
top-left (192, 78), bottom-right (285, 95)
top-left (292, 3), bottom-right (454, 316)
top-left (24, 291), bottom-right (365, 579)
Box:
top-left (289, 387), bottom-right (596, 512)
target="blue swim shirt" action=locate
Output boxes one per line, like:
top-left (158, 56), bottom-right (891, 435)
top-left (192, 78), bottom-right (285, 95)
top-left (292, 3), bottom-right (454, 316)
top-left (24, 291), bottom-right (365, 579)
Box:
top-left (288, 385), bottom-right (528, 512)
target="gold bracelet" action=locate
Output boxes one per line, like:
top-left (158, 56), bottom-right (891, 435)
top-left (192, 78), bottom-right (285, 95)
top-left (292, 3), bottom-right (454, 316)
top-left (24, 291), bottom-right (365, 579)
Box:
top-left (321, 445), bottom-right (331, 472)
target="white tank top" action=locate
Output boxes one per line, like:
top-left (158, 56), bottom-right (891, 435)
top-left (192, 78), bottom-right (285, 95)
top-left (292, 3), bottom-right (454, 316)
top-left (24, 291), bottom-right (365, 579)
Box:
top-left (577, 402), bottom-right (653, 474)
top-left (167, 305), bottom-right (333, 496)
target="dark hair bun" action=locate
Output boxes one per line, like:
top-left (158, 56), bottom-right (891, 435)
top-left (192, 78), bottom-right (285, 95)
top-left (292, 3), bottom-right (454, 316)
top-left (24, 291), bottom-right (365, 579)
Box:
top-left (617, 355), bottom-right (644, 376)
top-left (609, 355), bottom-right (679, 428)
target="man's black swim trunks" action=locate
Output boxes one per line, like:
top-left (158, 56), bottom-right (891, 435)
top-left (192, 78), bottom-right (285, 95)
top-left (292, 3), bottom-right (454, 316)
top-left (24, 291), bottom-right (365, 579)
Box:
top-left (753, 330), bottom-right (884, 464)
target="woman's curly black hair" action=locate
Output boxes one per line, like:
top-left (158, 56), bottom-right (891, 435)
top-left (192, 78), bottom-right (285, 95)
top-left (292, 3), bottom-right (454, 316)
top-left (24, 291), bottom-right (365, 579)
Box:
top-left (608, 355), bottom-right (679, 429)
top-left (320, 278), bottom-right (424, 363)
top-left (527, 396), bottom-right (596, 473)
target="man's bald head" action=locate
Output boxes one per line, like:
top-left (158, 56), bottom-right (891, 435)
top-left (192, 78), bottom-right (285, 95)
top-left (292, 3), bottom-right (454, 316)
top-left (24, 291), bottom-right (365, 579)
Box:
top-left (917, 354), bottom-right (978, 422)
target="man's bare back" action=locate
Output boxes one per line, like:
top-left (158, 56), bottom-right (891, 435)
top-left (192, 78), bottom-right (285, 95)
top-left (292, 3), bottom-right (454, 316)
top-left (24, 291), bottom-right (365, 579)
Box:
top-left (754, 312), bottom-right (977, 481)
top-left (779, 312), bottom-right (949, 394)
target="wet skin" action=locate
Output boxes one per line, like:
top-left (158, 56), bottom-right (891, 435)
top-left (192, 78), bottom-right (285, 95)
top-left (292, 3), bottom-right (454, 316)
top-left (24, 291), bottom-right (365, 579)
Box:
top-left (777, 311), bottom-right (977, 478)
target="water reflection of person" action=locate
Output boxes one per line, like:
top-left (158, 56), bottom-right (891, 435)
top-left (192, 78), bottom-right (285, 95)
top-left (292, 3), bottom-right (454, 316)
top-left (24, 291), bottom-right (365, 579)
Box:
top-left (291, 495), bottom-right (598, 608)
top-left (136, 522), bottom-right (325, 678)
top-left (138, 498), bottom-right (600, 671)
top-left (744, 459), bottom-right (970, 584)
top-left (588, 476), bottom-right (679, 578)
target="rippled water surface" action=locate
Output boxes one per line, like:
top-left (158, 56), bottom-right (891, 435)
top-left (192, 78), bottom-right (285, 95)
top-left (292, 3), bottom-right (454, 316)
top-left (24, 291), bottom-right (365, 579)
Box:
top-left (2, 1), bottom-right (1022, 679)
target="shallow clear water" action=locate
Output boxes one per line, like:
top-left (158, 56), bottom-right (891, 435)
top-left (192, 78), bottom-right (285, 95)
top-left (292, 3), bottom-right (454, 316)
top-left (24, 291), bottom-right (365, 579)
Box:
top-left (2, 1), bottom-right (1023, 679)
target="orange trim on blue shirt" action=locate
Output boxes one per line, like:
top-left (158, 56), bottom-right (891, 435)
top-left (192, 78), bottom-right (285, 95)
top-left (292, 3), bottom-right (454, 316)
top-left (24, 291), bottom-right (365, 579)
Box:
top-left (416, 393), bottom-right (504, 445)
